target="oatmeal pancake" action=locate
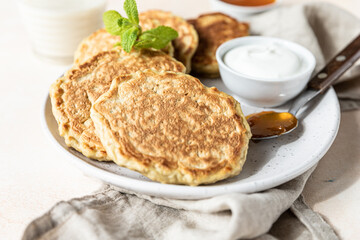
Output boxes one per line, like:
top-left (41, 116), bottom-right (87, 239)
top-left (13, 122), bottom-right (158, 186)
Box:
top-left (50, 48), bottom-right (185, 160)
top-left (91, 70), bottom-right (251, 185)
top-left (139, 10), bottom-right (198, 73)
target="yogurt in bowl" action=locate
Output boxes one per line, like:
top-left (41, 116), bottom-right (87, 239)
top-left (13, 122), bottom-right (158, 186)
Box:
top-left (216, 36), bottom-right (316, 107)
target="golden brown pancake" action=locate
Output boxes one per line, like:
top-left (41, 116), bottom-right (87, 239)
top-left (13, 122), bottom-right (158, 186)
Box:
top-left (50, 48), bottom-right (185, 161)
top-left (139, 10), bottom-right (199, 73)
top-left (188, 12), bottom-right (249, 78)
top-left (91, 70), bottom-right (251, 185)
top-left (74, 28), bottom-right (174, 65)
top-left (74, 29), bottom-right (119, 65)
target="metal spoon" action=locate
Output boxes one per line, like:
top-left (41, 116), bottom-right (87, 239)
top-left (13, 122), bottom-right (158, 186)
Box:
top-left (247, 34), bottom-right (360, 140)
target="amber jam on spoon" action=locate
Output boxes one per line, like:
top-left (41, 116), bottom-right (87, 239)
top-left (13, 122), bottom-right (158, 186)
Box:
top-left (246, 111), bottom-right (298, 139)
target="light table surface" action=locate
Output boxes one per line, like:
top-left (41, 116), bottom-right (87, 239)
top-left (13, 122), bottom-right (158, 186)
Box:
top-left (0, 0), bottom-right (359, 239)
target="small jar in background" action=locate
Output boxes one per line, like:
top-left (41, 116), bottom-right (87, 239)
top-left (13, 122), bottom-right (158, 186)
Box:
top-left (209, 0), bottom-right (280, 21)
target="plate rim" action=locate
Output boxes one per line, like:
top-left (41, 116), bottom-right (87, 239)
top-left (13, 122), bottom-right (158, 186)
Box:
top-left (42, 88), bottom-right (340, 199)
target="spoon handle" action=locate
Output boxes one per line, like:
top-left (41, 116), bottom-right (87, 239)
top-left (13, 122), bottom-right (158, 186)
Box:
top-left (308, 34), bottom-right (360, 92)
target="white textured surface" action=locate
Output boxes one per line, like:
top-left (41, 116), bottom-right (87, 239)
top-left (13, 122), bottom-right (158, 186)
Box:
top-left (1, 0), bottom-right (360, 239)
top-left (303, 111), bottom-right (360, 240)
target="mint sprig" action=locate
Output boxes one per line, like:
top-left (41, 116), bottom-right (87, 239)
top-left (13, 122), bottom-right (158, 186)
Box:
top-left (103, 10), bottom-right (123, 35)
top-left (103, 0), bottom-right (178, 53)
top-left (123, 0), bottom-right (139, 25)
top-left (121, 26), bottom-right (140, 52)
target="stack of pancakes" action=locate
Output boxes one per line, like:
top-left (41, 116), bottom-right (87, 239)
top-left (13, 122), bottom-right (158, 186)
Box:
top-left (50, 10), bottom-right (252, 186)
top-left (74, 11), bottom-right (249, 77)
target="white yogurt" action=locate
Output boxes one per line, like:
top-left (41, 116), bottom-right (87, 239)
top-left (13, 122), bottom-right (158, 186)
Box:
top-left (18, 0), bottom-right (106, 64)
top-left (224, 43), bottom-right (302, 80)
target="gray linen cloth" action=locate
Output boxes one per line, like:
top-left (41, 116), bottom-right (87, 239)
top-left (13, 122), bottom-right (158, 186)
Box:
top-left (23, 3), bottom-right (360, 240)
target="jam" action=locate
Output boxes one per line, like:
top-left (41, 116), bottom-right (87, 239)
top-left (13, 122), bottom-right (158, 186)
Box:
top-left (246, 111), bottom-right (298, 139)
top-left (221, 0), bottom-right (276, 7)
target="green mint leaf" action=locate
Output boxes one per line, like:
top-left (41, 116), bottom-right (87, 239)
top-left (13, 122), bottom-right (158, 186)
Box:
top-left (117, 18), bottom-right (133, 31)
top-left (124, 0), bottom-right (139, 24)
top-left (121, 26), bottom-right (140, 52)
top-left (103, 10), bottom-right (123, 35)
top-left (134, 39), bottom-right (155, 49)
top-left (135, 26), bottom-right (178, 50)
top-left (104, 1), bottom-right (177, 52)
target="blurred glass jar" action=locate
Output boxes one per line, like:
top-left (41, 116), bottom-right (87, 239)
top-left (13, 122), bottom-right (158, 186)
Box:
top-left (18, 0), bottom-right (106, 64)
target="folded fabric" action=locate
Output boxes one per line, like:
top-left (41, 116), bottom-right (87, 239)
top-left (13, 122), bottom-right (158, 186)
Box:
top-left (22, 169), bottom-right (337, 240)
top-left (23, 2), bottom-right (360, 240)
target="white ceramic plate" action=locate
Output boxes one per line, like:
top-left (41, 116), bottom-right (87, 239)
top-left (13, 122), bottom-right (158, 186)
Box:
top-left (42, 79), bottom-right (340, 199)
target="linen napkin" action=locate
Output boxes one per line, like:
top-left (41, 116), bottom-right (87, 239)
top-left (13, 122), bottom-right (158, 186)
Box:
top-left (23, 2), bottom-right (360, 240)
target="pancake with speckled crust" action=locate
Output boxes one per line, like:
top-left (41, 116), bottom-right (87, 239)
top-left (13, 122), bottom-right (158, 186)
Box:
top-left (74, 28), bottom-right (174, 65)
top-left (50, 48), bottom-right (185, 161)
top-left (91, 70), bottom-right (251, 185)
top-left (139, 10), bottom-right (198, 73)
top-left (188, 12), bottom-right (249, 78)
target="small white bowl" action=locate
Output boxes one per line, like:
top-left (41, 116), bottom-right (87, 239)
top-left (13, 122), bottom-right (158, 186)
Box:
top-left (210, 0), bottom-right (281, 20)
top-left (216, 36), bottom-right (316, 107)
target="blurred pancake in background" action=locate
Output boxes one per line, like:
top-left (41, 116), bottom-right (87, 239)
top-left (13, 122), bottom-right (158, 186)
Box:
top-left (188, 12), bottom-right (249, 78)
top-left (74, 28), bottom-right (174, 66)
top-left (139, 10), bottom-right (199, 73)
